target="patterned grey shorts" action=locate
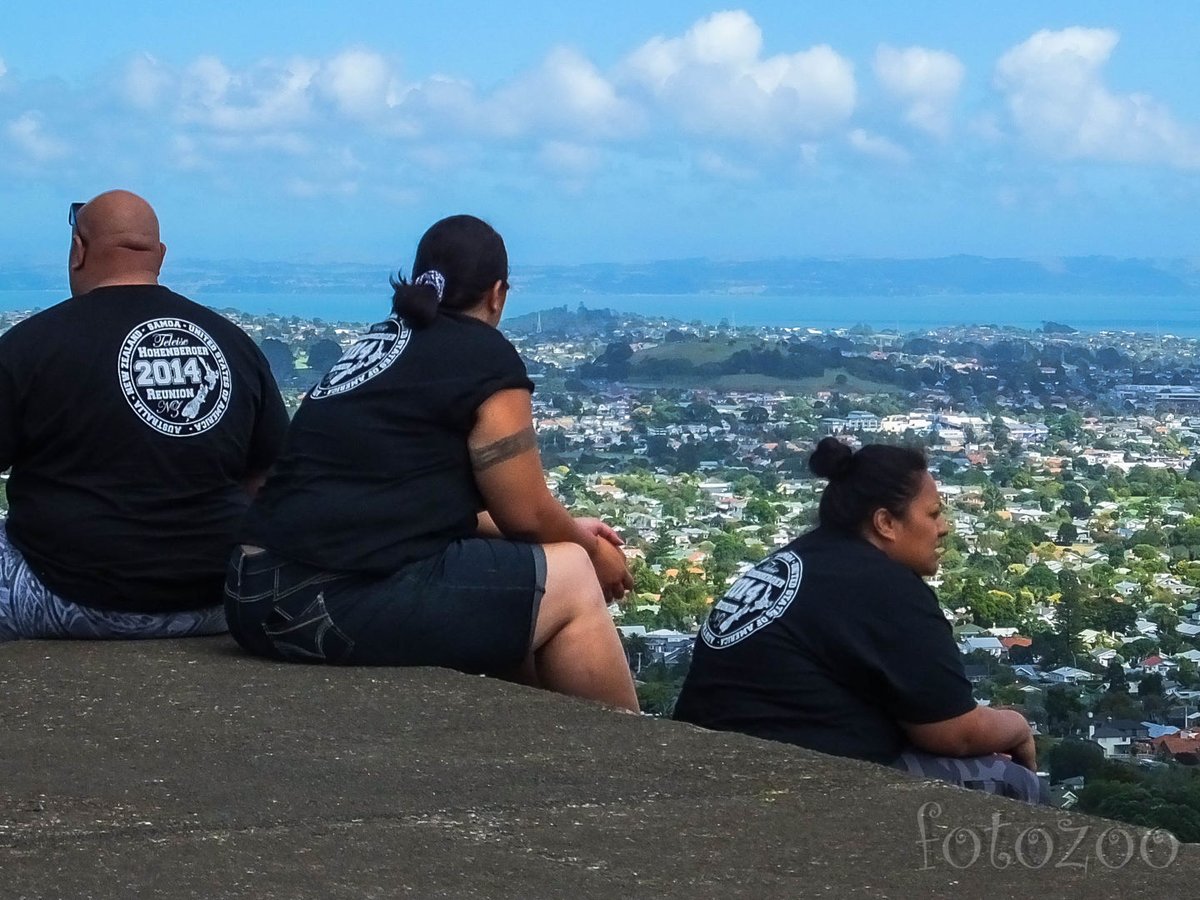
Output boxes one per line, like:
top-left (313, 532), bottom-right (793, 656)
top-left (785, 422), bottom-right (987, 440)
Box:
top-left (893, 748), bottom-right (1050, 805)
top-left (0, 522), bottom-right (227, 642)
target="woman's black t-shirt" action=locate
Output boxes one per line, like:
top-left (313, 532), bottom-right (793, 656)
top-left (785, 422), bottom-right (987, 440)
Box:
top-left (673, 527), bottom-right (975, 764)
top-left (241, 311), bottom-right (533, 574)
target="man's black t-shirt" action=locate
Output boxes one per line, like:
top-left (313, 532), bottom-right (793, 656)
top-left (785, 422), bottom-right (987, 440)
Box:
top-left (673, 527), bottom-right (974, 764)
top-left (241, 311), bottom-right (533, 574)
top-left (0, 285), bottom-right (288, 613)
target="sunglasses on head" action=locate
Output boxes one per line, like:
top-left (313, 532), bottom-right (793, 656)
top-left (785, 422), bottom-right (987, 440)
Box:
top-left (68, 202), bottom-right (85, 228)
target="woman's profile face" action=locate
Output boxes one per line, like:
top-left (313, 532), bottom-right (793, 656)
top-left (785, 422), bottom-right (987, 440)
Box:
top-left (882, 472), bottom-right (949, 577)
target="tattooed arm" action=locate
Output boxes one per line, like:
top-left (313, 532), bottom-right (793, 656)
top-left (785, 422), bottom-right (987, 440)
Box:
top-left (468, 388), bottom-right (589, 547)
top-left (469, 388), bottom-right (631, 599)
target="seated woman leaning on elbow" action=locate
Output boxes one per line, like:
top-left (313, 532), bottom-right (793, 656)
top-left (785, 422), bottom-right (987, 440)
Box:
top-left (225, 214), bottom-right (638, 712)
top-left (674, 437), bottom-right (1046, 804)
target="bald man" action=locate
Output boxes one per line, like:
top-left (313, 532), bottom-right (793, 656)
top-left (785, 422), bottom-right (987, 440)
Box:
top-left (0, 191), bottom-right (288, 640)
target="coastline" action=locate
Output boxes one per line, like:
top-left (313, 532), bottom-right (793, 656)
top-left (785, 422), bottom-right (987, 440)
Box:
top-left (2, 289), bottom-right (1199, 337)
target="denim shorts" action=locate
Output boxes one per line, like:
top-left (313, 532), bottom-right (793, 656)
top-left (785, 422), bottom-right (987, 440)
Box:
top-left (224, 539), bottom-right (546, 673)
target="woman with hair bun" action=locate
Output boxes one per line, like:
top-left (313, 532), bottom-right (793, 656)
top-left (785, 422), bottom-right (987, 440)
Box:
top-left (675, 436), bottom-right (1045, 803)
top-left (225, 215), bottom-right (638, 712)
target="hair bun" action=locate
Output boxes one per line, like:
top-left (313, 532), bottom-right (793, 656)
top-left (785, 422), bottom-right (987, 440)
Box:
top-left (809, 436), bottom-right (854, 481)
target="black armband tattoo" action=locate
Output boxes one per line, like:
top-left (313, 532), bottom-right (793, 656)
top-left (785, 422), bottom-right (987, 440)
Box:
top-left (470, 425), bottom-right (538, 471)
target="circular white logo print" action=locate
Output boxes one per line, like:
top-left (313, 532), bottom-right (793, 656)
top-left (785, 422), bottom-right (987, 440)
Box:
top-left (118, 318), bottom-right (232, 437)
top-left (309, 317), bottom-right (410, 399)
top-left (700, 550), bottom-right (803, 649)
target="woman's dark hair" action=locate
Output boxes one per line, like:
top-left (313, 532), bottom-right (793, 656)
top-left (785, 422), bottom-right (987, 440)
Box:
top-left (390, 214), bottom-right (509, 327)
top-left (809, 436), bottom-right (928, 533)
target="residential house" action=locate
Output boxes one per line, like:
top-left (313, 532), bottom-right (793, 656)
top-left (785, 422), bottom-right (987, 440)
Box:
top-left (1089, 719), bottom-right (1150, 758)
top-left (1149, 732), bottom-right (1200, 765)
top-left (1139, 655), bottom-right (1176, 676)
top-left (962, 664), bottom-right (990, 685)
top-left (1012, 664), bottom-right (1043, 682)
top-left (642, 629), bottom-right (695, 666)
top-left (1045, 666), bottom-right (1096, 684)
top-left (959, 636), bottom-right (1005, 658)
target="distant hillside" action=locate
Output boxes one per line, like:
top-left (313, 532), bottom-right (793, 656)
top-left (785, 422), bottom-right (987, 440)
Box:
top-left (515, 256), bottom-right (1200, 297)
top-left (3, 255), bottom-right (1197, 297)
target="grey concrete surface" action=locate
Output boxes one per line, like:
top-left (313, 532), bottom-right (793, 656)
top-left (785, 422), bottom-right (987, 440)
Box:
top-left (1, 638), bottom-right (1194, 898)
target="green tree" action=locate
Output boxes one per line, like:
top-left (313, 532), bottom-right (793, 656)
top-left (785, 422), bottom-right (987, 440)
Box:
top-left (1093, 689), bottom-right (1140, 720)
top-left (636, 680), bottom-right (681, 716)
top-left (1176, 659), bottom-right (1200, 689)
top-left (999, 530), bottom-right (1035, 567)
top-left (305, 338), bottom-right (343, 374)
top-left (1055, 570), bottom-right (1087, 654)
top-left (1021, 562), bottom-right (1059, 597)
top-left (1056, 521), bottom-right (1079, 544)
top-left (1087, 596), bottom-right (1137, 634)
top-left (658, 572), bottom-right (709, 631)
top-left (1045, 686), bottom-right (1086, 736)
top-left (629, 557), bottom-right (663, 595)
top-left (741, 405), bottom-right (770, 425)
top-left (1105, 659), bottom-right (1128, 694)
top-left (743, 498), bottom-right (778, 527)
top-left (1139, 672), bottom-right (1164, 697)
top-left (708, 531), bottom-right (749, 582)
top-left (1047, 739), bottom-right (1106, 783)
top-left (259, 337), bottom-right (295, 382)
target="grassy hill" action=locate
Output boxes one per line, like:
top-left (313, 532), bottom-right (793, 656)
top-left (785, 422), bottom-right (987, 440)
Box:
top-left (631, 337), bottom-right (759, 365)
top-left (625, 368), bottom-right (902, 394)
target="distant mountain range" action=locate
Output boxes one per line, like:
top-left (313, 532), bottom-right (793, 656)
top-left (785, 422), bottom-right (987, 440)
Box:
top-left (3, 256), bottom-right (1198, 297)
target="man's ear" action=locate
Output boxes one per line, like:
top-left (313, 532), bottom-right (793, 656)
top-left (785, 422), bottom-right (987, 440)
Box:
top-left (871, 506), bottom-right (898, 543)
top-left (69, 233), bottom-right (86, 271)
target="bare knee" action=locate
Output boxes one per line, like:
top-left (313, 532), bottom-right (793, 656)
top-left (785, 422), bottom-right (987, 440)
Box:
top-left (533, 543), bottom-right (608, 648)
top-left (544, 543), bottom-right (605, 607)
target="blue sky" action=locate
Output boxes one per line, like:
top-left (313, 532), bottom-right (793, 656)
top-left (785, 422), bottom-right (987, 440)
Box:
top-left (3, 2), bottom-right (1199, 268)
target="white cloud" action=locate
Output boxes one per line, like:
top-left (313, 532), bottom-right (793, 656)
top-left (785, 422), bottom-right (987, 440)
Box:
top-left (847, 128), bottom-right (909, 164)
top-left (182, 56), bottom-right (234, 110)
top-left (874, 45), bottom-right (964, 138)
top-left (537, 140), bottom-right (602, 176)
top-left (121, 53), bottom-right (173, 111)
top-left (170, 135), bottom-right (208, 172)
top-left (0, 18), bottom-right (886, 190)
top-left (6, 112), bottom-right (67, 162)
top-left (968, 112), bottom-right (1005, 143)
top-left (208, 133), bottom-right (311, 156)
top-left (72, 16), bottom-right (859, 179)
top-left (995, 27), bottom-right (1200, 168)
top-left (317, 49), bottom-right (396, 119)
top-left (371, 76), bottom-right (477, 140)
top-left (0, 56), bottom-right (7, 80)
top-left (622, 10), bottom-right (856, 141)
top-left (492, 47), bottom-right (640, 139)
top-left (406, 142), bottom-right (478, 172)
top-left (694, 149), bottom-right (757, 181)
top-left (179, 55), bottom-right (318, 132)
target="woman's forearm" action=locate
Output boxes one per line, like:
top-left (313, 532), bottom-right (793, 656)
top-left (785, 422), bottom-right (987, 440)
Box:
top-left (487, 494), bottom-right (597, 553)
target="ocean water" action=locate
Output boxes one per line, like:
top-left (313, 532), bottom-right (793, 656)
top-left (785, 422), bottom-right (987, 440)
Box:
top-left (3, 289), bottom-right (1199, 336)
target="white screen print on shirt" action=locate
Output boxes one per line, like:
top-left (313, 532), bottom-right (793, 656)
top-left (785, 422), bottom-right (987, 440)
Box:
top-left (117, 318), bottom-right (232, 437)
top-left (309, 317), bottom-right (411, 400)
top-left (700, 550), bottom-right (803, 649)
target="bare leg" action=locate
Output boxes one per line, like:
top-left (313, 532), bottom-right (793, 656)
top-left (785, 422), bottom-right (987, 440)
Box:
top-left (497, 654), bottom-right (541, 689)
top-left (526, 543), bottom-right (639, 712)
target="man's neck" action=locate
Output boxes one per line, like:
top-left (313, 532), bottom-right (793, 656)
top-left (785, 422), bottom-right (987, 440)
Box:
top-left (76, 274), bottom-right (160, 293)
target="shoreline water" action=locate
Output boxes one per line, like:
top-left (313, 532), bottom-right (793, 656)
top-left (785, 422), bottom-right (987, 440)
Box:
top-left (2, 289), bottom-right (1198, 337)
